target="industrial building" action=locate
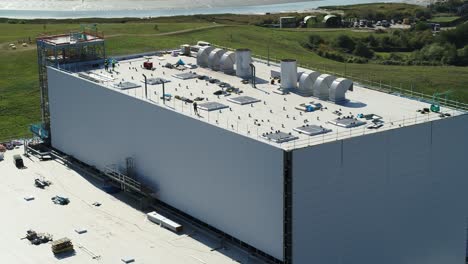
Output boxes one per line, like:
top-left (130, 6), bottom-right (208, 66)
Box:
top-left (36, 33), bottom-right (468, 264)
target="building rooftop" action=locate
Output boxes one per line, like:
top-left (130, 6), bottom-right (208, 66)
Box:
top-left (68, 52), bottom-right (465, 150)
top-left (38, 32), bottom-right (103, 46)
top-left (0, 148), bottom-right (265, 264)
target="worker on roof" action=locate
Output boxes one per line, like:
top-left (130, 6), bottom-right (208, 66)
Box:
top-left (104, 59), bottom-right (109, 71)
top-left (193, 102), bottom-right (198, 116)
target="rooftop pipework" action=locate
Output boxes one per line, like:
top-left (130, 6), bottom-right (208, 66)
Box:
top-left (329, 78), bottom-right (353, 103)
top-left (235, 49), bottom-right (252, 78)
top-left (208, 48), bottom-right (227, 71)
top-left (280, 59), bottom-right (298, 90)
top-left (297, 71), bottom-right (320, 96)
top-left (220, 51), bottom-right (236, 74)
top-left (197, 46), bottom-right (215, 68)
top-left (313, 74), bottom-right (336, 101)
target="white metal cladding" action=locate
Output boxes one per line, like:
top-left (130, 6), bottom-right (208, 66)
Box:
top-left (196, 46), bottom-right (215, 68)
top-left (313, 74), bottom-right (336, 100)
top-left (329, 78), bottom-right (353, 103)
top-left (280, 59), bottom-right (298, 90)
top-left (235, 49), bottom-right (252, 78)
top-left (208, 48), bottom-right (227, 71)
top-left (47, 67), bottom-right (285, 261)
top-left (297, 71), bottom-right (321, 96)
top-left (220, 51), bottom-right (236, 74)
top-left (292, 115), bottom-right (468, 264)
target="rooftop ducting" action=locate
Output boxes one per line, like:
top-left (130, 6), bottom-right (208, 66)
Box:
top-left (180, 44), bottom-right (191, 56)
top-left (280, 59), bottom-right (298, 90)
top-left (220, 51), bottom-right (236, 74)
top-left (235, 49), bottom-right (252, 78)
top-left (196, 46), bottom-right (215, 68)
top-left (208, 49), bottom-right (227, 71)
top-left (329, 78), bottom-right (353, 103)
top-left (313, 74), bottom-right (336, 100)
top-left (297, 71), bottom-right (321, 96)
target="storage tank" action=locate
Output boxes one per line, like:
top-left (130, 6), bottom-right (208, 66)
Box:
top-left (197, 46), bottom-right (215, 68)
top-left (297, 71), bottom-right (321, 96)
top-left (329, 78), bottom-right (353, 103)
top-left (312, 74), bottom-right (336, 100)
top-left (220, 51), bottom-right (236, 74)
top-left (280, 59), bottom-right (298, 90)
top-left (208, 49), bottom-right (227, 71)
top-left (235, 49), bottom-right (252, 78)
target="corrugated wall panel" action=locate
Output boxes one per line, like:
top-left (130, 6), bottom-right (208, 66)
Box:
top-left (293, 115), bottom-right (468, 264)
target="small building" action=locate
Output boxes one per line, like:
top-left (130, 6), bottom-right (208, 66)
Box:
top-left (304, 15), bottom-right (318, 27)
top-left (280, 17), bottom-right (297, 28)
top-left (323, 14), bottom-right (341, 27)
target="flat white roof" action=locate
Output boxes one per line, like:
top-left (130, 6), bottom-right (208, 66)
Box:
top-left (0, 149), bottom-right (264, 264)
top-left (39, 33), bottom-right (103, 46)
top-left (70, 52), bottom-right (465, 150)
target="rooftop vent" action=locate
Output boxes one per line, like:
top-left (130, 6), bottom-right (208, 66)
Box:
top-left (220, 51), bottom-right (236, 74)
top-left (197, 46), bottom-right (215, 68)
top-left (261, 131), bottom-right (299, 143)
top-left (280, 59), bottom-right (298, 90)
top-left (294, 125), bottom-right (332, 136)
top-left (208, 49), bottom-right (227, 71)
top-left (329, 117), bottom-right (366, 128)
top-left (297, 71), bottom-right (321, 96)
top-left (198, 102), bottom-right (229, 111)
top-left (329, 78), bottom-right (353, 103)
top-left (313, 74), bottom-right (336, 100)
top-left (235, 49), bottom-right (252, 78)
top-left (227, 96), bottom-right (261, 105)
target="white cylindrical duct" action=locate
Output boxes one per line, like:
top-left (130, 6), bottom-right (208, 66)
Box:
top-left (208, 49), bottom-right (227, 71)
top-left (197, 46), bottom-right (215, 68)
top-left (220, 51), bottom-right (236, 74)
top-left (313, 74), bottom-right (337, 100)
top-left (235, 49), bottom-right (252, 78)
top-left (280, 59), bottom-right (298, 90)
top-left (329, 78), bottom-right (353, 103)
top-left (298, 71), bottom-right (321, 96)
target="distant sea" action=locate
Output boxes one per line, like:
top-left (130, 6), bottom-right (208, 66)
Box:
top-left (0, 0), bottom-right (421, 19)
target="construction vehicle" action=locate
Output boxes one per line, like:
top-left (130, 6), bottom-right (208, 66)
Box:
top-left (51, 237), bottom-right (74, 254)
top-left (431, 90), bottom-right (452, 113)
top-left (22, 230), bottom-right (52, 245)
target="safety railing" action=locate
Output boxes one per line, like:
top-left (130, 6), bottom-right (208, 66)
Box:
top-left (57, 47), bottom-right (468, 151)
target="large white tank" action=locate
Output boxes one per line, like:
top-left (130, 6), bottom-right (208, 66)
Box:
top-left (235, 49), bottom-right (252, 78)
top-left (197, 46), bottom-right (215, 68)
top-left (208, 49), bottom-right (227, 71)
top-left (297, 71), bottom-right (321, 96)
top-left (313, 74), bottom-right (337, 100)
top-left (280, 59), bottom-right (298, 90)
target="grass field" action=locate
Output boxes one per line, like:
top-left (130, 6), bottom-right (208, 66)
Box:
top-left (1, 19), bottom-right (468, 141)
top-left (428, 16), bottom-right (461, 23)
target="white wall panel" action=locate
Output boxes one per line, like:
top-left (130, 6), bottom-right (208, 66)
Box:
top-left (293, 115), bottom-right (468, 264)
top-left (47, 67), bottom-right (284, 260)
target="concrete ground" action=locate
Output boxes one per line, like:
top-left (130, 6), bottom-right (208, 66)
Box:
top-left (0, 148), bottom-right (263, 264)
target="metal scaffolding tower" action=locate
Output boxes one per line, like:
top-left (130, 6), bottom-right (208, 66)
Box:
top-left (36, 30), bottom-right (105, 143)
